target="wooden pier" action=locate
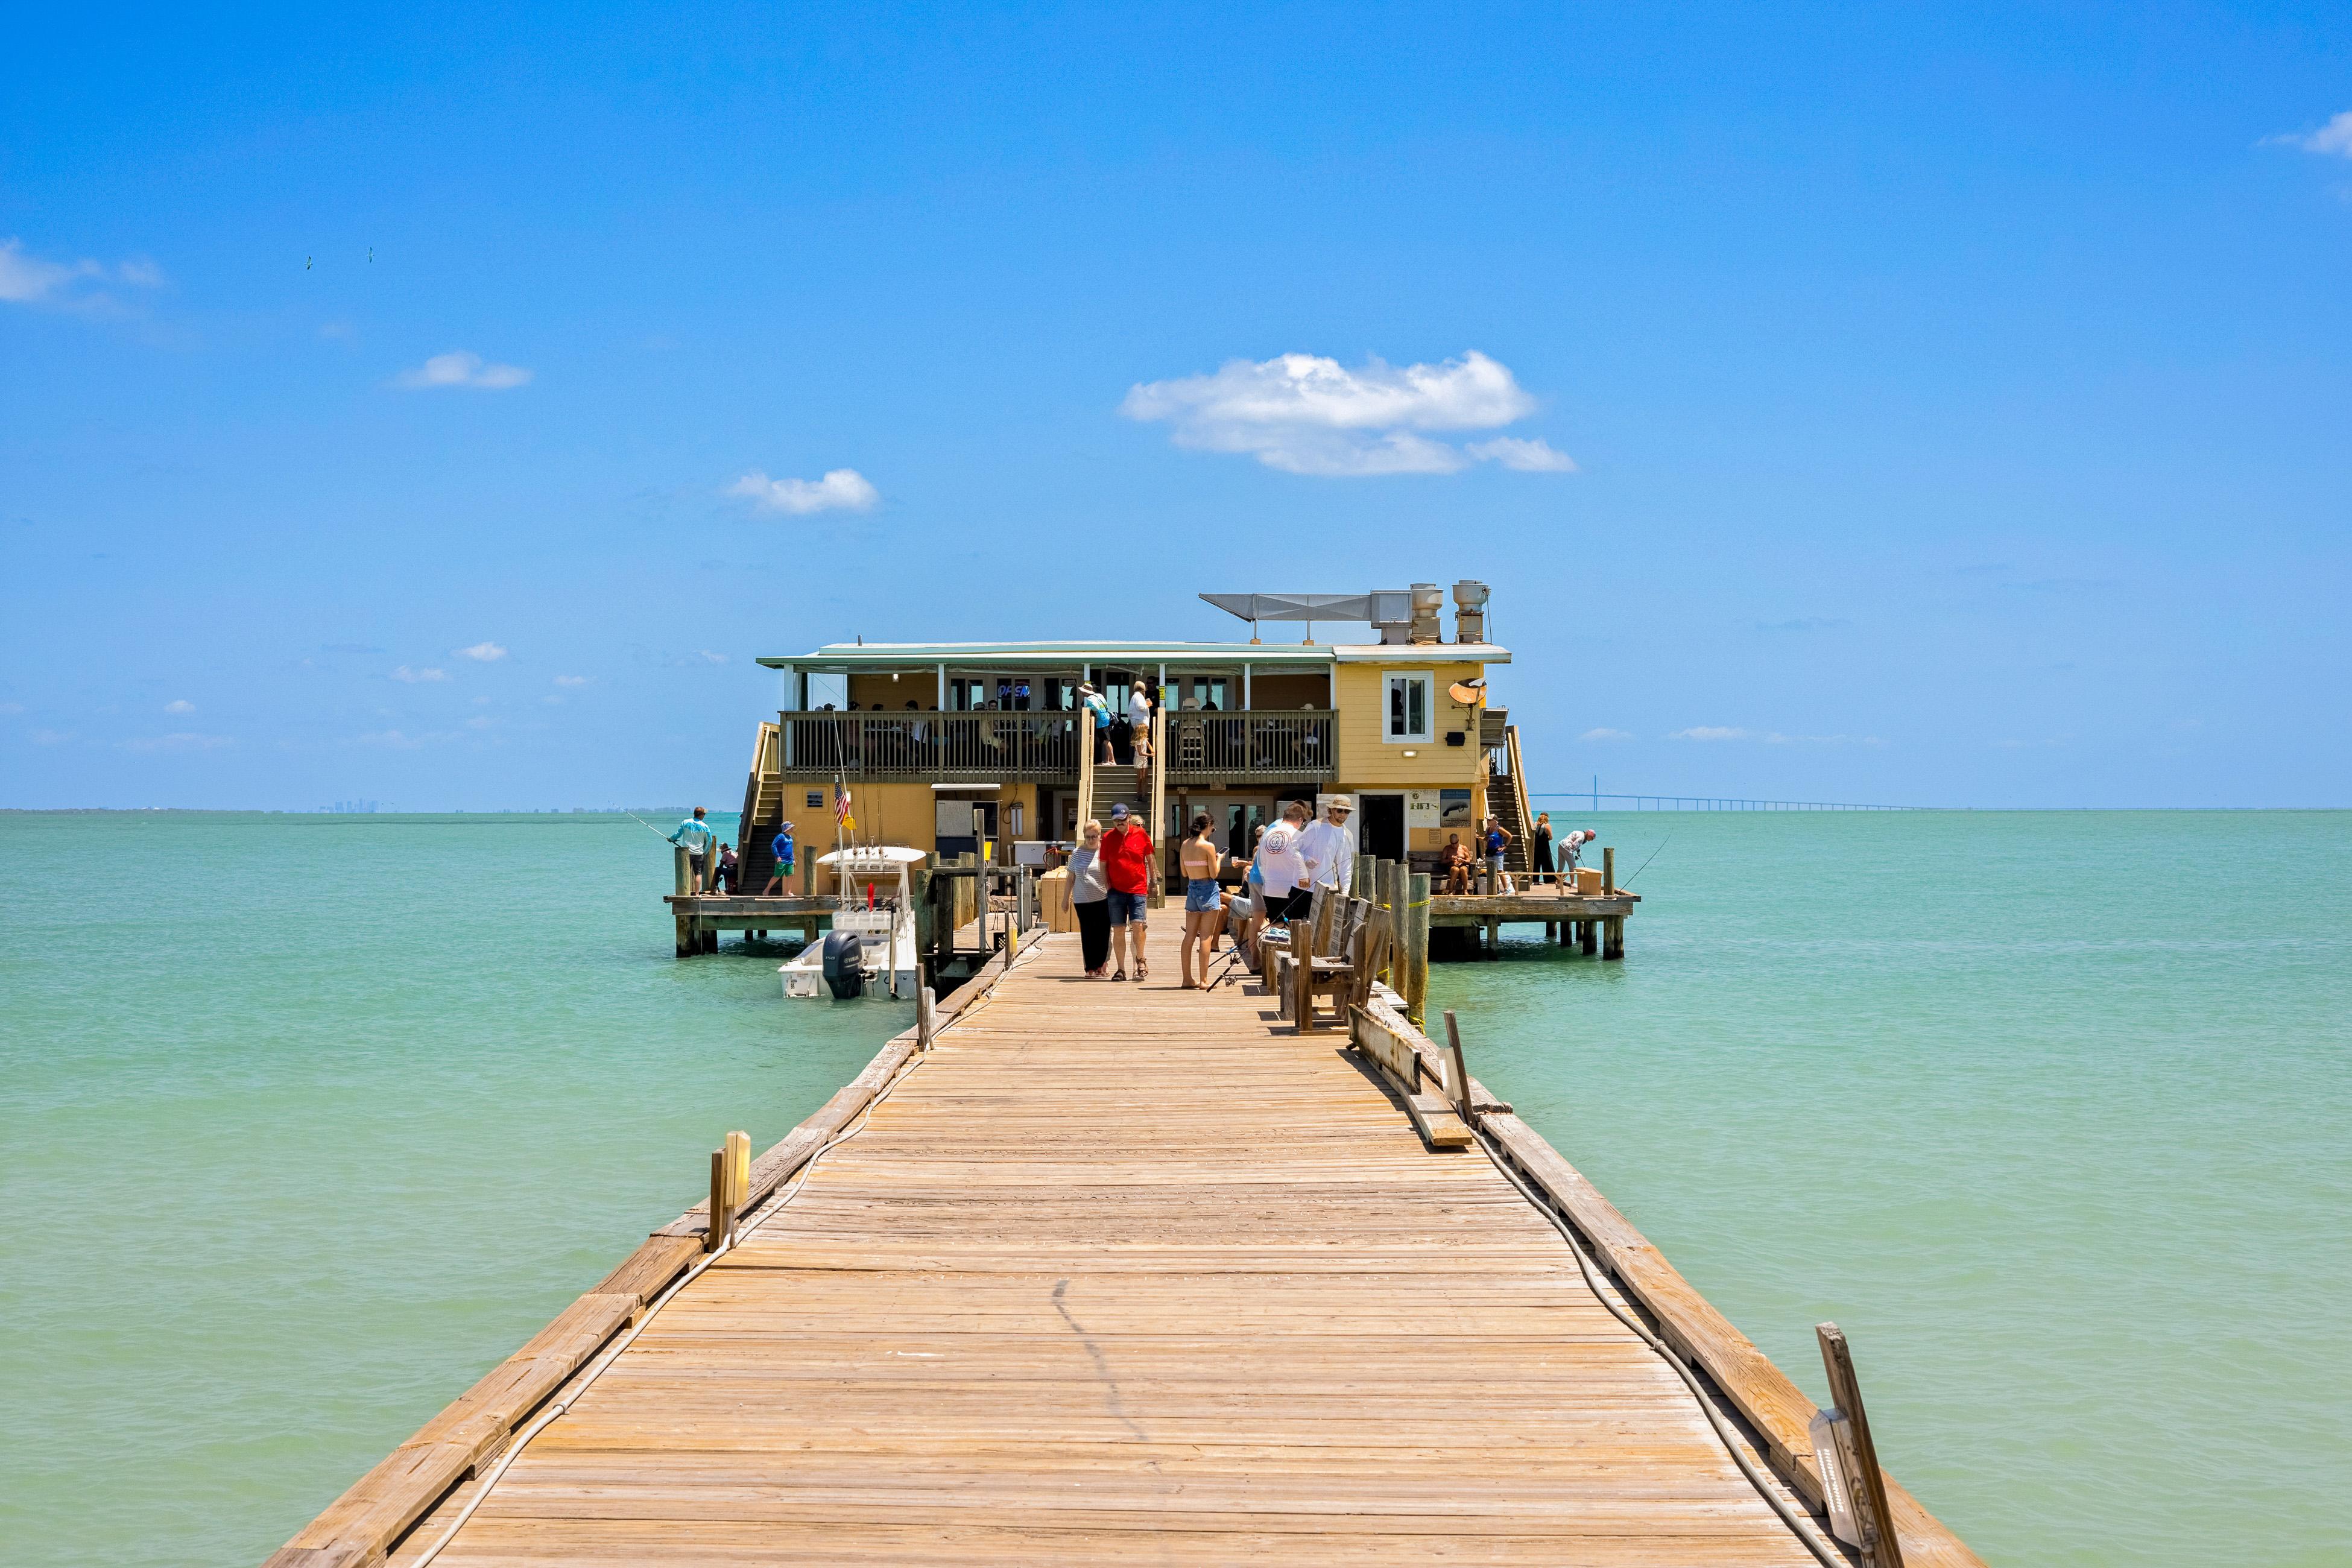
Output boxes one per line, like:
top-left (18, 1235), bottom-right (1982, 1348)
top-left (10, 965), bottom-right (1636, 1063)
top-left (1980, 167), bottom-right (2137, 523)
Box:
top-left (1432, 885), bottom-right (1642, 959)
top-left (271, 923), bottom-right (1978, 1568)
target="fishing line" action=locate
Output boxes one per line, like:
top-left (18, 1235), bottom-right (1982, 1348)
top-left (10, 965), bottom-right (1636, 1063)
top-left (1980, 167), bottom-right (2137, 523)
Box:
top-left (1622, 832), bottom-right (1671, 887)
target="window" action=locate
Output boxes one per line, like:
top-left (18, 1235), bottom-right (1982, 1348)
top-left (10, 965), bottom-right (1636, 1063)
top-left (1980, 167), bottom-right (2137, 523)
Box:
top-left (1385, 672), bottom-right (1432, 743)
top-left (805, 791), bottom-right (824, 809)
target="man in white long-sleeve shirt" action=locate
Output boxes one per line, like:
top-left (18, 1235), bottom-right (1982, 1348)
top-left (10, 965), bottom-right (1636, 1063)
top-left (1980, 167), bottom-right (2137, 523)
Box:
top-left (1294, 795), bottom-right (1355, 897)
top-left (1253, 801), bottom-right (1314, 923)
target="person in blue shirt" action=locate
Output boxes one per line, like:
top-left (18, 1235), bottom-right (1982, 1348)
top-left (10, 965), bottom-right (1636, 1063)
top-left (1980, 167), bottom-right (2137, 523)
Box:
top-left (669, 807), bottom-right (715, 893)
top-left (760, 821), bottom-right (796, 897)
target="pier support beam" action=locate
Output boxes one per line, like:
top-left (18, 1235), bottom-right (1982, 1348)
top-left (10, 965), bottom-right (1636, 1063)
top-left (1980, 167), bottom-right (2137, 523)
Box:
top-left (1603, 917), bottom-right (1623, 960)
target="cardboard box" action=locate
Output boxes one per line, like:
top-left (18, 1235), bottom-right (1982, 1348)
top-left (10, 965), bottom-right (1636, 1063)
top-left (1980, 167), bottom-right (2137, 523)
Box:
top-left (1038, 866), bottom-right (1075, 932)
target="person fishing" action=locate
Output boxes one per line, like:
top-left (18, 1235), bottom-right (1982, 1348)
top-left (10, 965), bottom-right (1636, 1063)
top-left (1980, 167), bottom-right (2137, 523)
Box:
top-left (669, 807), bottom-right (716, 893)
top-left (1558, 826), bottom-right (1596, 887)
top-left (713, 842), bottom-right (739, 894)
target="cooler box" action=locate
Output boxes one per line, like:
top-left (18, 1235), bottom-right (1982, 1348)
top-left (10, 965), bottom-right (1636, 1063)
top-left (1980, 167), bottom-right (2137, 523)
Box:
top-left (1574, 866), bottom-right (1605, 894)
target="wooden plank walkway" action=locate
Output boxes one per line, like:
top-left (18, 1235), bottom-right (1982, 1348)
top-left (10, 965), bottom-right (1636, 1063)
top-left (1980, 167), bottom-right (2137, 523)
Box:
top-left (362, 925), bottom-right (1832, 1567)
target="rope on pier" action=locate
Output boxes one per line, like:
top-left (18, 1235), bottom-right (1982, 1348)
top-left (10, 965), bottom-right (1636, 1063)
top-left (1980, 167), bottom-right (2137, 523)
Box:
top-left (1470, 1124), bottom-right (1849, 1567)
top-left (403, 937), bottom-right (1051, 1566)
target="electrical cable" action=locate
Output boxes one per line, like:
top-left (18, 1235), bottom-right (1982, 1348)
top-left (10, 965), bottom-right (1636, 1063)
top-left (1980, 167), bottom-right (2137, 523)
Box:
top-left (403, 938), bottom-right (1044, 1566)
top-left (1466, 1121), bottom-right (1849, 1567)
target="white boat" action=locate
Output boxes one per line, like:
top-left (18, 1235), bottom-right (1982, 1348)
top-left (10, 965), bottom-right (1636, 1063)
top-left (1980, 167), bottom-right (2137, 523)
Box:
top-left (780, 846), bottom-right (925, 1001)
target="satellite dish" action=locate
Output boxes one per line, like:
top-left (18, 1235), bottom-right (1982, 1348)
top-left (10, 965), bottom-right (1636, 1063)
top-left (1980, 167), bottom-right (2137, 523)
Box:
top-left (1449, 678), bottom-right (1486, 706)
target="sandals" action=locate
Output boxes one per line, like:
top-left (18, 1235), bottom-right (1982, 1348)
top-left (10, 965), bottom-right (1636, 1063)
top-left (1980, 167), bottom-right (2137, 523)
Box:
top-left (1134, 965), bottom-right (1149, 982)
top-left (1111, 969), bottom-right (1126, 982)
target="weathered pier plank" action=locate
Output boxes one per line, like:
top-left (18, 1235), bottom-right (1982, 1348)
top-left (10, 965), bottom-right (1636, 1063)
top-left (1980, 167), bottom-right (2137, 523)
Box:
top-left (279, 925), bottom-right (1979, 1568)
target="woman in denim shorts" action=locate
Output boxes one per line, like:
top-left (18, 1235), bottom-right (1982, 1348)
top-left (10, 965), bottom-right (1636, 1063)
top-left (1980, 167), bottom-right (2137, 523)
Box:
top-left (1178, 813), bottom-right (1224, 988)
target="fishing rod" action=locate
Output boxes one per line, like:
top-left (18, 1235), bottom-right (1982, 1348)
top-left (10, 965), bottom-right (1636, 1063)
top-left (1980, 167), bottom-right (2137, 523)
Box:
top-left (1622, 832), bottom-right (1671, 887)
top-left (623, 811), bottom-right (674, 841)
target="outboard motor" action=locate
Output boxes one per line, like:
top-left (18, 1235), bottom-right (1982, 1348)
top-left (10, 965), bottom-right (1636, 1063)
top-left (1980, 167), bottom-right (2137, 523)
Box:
top-left (820, 929), bottom-right (864, 1000)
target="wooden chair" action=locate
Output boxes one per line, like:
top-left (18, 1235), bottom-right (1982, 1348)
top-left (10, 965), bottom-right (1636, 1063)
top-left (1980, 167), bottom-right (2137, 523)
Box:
top-left (1291, 890), bottom-right (1365, 1034)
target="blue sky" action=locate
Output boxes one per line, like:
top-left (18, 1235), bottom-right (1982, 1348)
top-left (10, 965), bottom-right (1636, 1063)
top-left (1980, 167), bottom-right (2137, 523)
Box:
top-left (5, 4), bottom-right (2347, 809)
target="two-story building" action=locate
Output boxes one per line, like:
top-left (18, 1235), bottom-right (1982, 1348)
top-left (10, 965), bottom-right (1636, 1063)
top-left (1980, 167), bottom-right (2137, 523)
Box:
top-left (734, 587), bottom-right (1526, 891)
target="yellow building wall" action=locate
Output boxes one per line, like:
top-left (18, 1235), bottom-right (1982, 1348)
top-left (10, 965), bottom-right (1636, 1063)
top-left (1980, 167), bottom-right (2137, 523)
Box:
top-left (1330, 660), bottom-right (1488, 790)
top-left (763, 781), bottom-right (1042, 887)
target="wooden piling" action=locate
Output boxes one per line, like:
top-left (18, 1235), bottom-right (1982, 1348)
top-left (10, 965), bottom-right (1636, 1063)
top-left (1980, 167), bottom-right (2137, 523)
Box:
top-left (1603, 844), bottom-right (1615, 894)
top-left (1818, 1323), bottom-right (1903, 1568)
top-left (1405, 871), bottom-right (1430, 1023)
top-left (673, 846), bottom-right (692, 897)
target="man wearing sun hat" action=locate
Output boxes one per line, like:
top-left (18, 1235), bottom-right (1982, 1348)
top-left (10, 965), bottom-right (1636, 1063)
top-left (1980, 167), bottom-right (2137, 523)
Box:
top-left (1295, 794), bottom-right (1355, 897)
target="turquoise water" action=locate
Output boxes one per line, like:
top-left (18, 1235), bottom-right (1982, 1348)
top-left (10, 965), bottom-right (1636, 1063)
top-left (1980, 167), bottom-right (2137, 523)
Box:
top-left (2, 811), bottom-right (2345, 1565)
top-left (1436, 808), bottom-right (2352, 1566)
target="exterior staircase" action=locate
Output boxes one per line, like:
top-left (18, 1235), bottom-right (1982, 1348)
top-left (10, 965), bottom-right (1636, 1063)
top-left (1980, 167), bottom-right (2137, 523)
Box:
top-left (1485, 721), bottom-right (1537, 877)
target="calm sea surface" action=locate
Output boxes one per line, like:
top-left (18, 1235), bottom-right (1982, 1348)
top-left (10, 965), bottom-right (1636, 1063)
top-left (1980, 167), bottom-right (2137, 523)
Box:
top-left (2, 809), bottom-right (2346, 1565)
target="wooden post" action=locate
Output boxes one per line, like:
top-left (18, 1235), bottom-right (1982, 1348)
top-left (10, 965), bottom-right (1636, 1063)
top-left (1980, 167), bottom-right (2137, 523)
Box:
top-left (918, 985), bottom-right (937, 1050)
top-left (1405, 871), bottom-right (1430, 1024)
top-left (674, 846), bottom-right (692, 897)
top-left (1582, 919), bottom-right (1598, 956)
top-left (674, 914), bottom-right (694, 959)
top-left (1602, 845), bottom-right (1615, 895)
top-left (1604, 917), bottom-right (1624, 960)
top-left (1148, 704), bottom-right (1168, 909)
top-left (1817, 1323), bottom-right (1902, 1568)
top-left (1077, 705), bottom-right (1096, 829)
top-left (1484, 917), bottom-right (1499, 958)
top-left (800, 855), bottom-right (812, 896)
top-left (1441, 1010), bottom-right (1475, 1124)
top-left (701, 1147), bottom-right (729, 1260)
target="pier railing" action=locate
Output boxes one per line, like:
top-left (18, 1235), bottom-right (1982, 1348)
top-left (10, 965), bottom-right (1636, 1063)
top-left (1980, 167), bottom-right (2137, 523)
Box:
top-left (778, 709), bottom-right (1333, 783)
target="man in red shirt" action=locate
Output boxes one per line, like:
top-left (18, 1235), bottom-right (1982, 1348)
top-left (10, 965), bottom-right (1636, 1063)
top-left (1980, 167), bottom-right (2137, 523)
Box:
top-left (1099, 803), bottom-right (1154, 981)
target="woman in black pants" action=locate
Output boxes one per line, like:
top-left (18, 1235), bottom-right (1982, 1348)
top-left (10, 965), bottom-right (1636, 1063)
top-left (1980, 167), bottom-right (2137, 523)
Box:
top-left (1066, 820), bottom-right (1113, 976)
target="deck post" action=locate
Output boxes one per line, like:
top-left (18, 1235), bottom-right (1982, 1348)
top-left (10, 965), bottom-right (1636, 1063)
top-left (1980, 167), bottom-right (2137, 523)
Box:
top-left (918, 986), bottom-right (937, 1050)
top-left (1604, 917), bottom-right (1623, 960)
top-left (1441, 1010), bottom-right (1475, 1125)
top-left (1582, 919), bottom-right (1598, 955)
top-left (1816, 1323), bottom-right (1903, 1568)
top-left (1405, 871), bottom-right (1430, 1023)
top-left (1603, 846), bottom-right (1615, 894)
top-left (673, 846), bottom-right (692, 897)
top-left (674, 913), bottom-right (694, 959)
top-left (1148, 704), bottom-right (1168, 908)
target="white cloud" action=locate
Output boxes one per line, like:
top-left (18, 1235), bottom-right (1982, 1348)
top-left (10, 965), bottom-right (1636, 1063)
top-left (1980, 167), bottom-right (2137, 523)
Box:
top-left (164, 698), bottom-right (195, 714)
top-left (727, 467), bottom-right (879, 514)
top-left (553, 675), bottom-right (589, 688)
top-left (122, 731), bottom-right (230, 752)
top-left (357, 728), bottom-right (457, 748)
top-left (1579, 727), bottom-right (1633, 742)
top-left (1465, 436), bottom-right (1578, 472)
top-left (393, 351), bottom-right (533, 390)
top-left (466, 715), bottom-right (495, 730)
top-left (454, 640), bottom-right (508, 662)
top-left (2267, 110), bottom-right (2352, 157)
top-left (1669, 725), bottom-right (1882, 747)
top-left (694, 650), bottom-right (730, 665)
top-left (1121, 350), bottom-right (1574, 478)
top-left (391, 665), bottom-right (448, 683)
top-left (0, 239), bottom-right (167, 311)
top-left (0, 239), bottom-right (97, 303)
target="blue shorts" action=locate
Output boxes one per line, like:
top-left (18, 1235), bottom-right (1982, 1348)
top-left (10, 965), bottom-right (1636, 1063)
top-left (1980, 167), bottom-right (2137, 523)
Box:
top-left (1184, 878), bottom-right (1221, 913)
top-left (1106, 890), bottom-right (1147, 925)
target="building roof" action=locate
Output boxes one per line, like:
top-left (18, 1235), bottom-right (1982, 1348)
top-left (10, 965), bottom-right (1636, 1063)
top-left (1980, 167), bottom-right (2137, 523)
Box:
top-left (759, 639), bottom-right (1510, 668)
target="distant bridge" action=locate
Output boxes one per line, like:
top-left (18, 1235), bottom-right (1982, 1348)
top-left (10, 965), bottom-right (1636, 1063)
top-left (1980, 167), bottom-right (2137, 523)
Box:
top-left (1534, 790), bottom-right (1919, 812)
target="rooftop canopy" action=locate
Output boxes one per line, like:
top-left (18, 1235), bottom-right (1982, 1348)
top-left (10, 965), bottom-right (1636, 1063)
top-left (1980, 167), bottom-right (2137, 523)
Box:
top-left (759, 639), bottom-right (1509, 668)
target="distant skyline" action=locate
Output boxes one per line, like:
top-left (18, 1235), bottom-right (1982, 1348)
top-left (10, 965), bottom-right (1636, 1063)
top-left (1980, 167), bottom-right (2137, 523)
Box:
top-left (5, 6), bottom-right (2348, 809)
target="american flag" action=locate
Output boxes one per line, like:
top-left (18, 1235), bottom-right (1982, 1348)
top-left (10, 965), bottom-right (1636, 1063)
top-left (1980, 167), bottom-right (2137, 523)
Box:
top-left (834, 786), bottom-right (852, 823)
